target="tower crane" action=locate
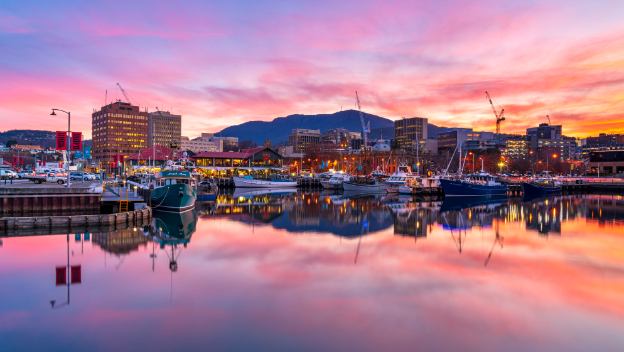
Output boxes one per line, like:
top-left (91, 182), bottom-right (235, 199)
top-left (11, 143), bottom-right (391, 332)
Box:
top-left (116, 82), bottom-right (132, 104)
top-left (355, 91), bottom-right (370, 148)
top-left (485, 91), bottom-right (505, 134)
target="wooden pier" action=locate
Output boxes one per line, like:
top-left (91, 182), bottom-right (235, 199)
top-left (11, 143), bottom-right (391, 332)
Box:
top-left (0, 207), bottom-right (152, 236)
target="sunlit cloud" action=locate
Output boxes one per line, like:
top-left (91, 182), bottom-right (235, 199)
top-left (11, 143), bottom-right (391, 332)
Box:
top-left (1, 0), bottom-right (623, 139)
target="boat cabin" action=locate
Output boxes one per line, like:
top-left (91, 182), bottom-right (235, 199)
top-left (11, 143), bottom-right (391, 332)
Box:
top-left (154, 170), bottom-right (194, 187)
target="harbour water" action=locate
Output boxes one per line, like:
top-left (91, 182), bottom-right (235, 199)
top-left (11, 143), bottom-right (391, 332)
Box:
top-left (1, 193), bottom-right (623, 351)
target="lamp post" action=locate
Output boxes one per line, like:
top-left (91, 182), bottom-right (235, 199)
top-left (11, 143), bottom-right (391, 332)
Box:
top-left (50, 108), bottom-right (71, 188)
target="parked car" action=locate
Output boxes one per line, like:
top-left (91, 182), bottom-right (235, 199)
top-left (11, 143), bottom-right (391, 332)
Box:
top-left (18, 171), bottom-right (35, 178)
top-left (70, 172), bottom-right (96, 181)
top-left (0, 170), bottom-right (18, 179)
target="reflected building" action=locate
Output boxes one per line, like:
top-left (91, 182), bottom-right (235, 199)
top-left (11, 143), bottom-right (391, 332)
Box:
top-left (388, 198), bottom-right (440, 238)
top-left (92, 228), bottom-right (149, 255)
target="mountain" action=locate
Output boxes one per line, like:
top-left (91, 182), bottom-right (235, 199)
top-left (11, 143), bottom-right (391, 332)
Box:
top-left (0, 130), bottom-right (56, 148)
top-left (216, 110), bottom-right (394, 145)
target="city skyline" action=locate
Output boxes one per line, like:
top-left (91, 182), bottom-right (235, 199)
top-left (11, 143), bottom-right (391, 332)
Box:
top-left (1, 0), bottom-right (623, 139)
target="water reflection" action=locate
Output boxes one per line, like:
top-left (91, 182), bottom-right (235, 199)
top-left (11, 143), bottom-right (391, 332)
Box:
top-left (198, 192), bottom-right (624, 239)
top-left (2, 193), bottom-right (624, 351)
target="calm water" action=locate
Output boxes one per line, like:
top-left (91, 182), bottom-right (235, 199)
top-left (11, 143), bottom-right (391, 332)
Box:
top-left (1, 192), bottom-right (624, 351)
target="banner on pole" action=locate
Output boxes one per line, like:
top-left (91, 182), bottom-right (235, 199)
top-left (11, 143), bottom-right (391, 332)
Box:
top-left (55, 131), bottom-right (67, 150)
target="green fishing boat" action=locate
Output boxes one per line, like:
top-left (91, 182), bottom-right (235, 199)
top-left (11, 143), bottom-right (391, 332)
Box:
top-left (150, 170), bottom-right (197, 212)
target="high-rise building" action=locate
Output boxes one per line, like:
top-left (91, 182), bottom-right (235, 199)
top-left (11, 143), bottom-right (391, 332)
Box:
top-left (148, 111), bottom-right (181, 149)
top-left (288, 129), bottom-right (321, 153)
top-left (92, 101), bottom-right (148, 164)
top-left (526, 123), bottom-right (577, 160)
top-left (394, 117), bottom-right (428, 150)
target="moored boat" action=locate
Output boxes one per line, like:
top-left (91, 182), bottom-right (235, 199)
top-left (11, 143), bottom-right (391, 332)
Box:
top-left (440, 172), bottom-right (508, 198)
top-left (385, 165), bottom-right (420, 193)
top-left (233, 175), bottom-right (297, 188)
top-left (343, 176), bottom-right (387, 194)
top-left (150, 170), bottom-right (197, 212)
top-left (522, 178), bottom-right (562, 197)
top-left (321, 173), bottom-right (351, 190)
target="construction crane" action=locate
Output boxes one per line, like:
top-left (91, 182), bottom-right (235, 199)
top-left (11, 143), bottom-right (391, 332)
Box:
top-left (116, 82), bottom-right (132, 104)
top-left (485, 91), bottom-right (505, 134)
top-left (355, 91), bottom-right (370, 148)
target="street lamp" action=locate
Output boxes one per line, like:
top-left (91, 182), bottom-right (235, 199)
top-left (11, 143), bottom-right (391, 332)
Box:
top-left (50, 108), bottom-right (71, 188)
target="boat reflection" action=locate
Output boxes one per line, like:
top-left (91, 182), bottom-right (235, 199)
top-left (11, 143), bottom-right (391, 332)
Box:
top-left (146, 210), bottom-right (198, 272)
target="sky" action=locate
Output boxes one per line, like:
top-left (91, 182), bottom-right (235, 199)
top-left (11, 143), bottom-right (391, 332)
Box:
top-left (1, 0), bottom-right (623, 139)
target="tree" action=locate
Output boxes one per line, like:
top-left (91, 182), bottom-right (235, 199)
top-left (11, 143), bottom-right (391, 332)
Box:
top-left (5, 139), bottom-right (18, 147)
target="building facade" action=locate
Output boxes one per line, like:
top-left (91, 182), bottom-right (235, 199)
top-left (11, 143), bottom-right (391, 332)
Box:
top-left (526, 123), bottom-right (577, 160)
top-left (148, 111), bottom-right (181, 149)
top-left (587, 150), bottom-right (624, 175)
top-left (92, 101), bottom-right (148, 164)
top-left (394, 117), bottom-right (428, 150)
top-left (180, 135), bottom-right (223, 153)
top-left (288, 129), bottom-right (321, 153)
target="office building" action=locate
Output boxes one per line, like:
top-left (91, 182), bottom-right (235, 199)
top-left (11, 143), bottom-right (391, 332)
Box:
top-left (92, 101), bottom-right (148, 164)
top-left (148, 111), bottom-right (181, 149)
top-left (288, 129), bottom-right (321, 153)
top-left (394, 117), bottom-right (428, 150)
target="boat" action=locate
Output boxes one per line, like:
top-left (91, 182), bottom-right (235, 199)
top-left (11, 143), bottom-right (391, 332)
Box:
top-left (440, 172), bottom-right (508, 198)
top-left (385, 165), bottom-right (420, 193)
top-left (398, 175), bottom-right (442, 195)
top-left (522, 177), bottom-right (562, 198)
top-left (320, 173), bottom-right (351, 190)
top-left (343, 176), bottom-right (387, 194)
top-left (233, 175), bottom-right (297, 188)
top-left (197, 180), bottom-right (218, 202)
top-left (150, 170), bottom-right (197, 212)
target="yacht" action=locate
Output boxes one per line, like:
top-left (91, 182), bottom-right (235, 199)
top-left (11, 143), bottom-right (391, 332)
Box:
top-left (385, 165), bottom-right (420, 193)
top-left (321, 173), bottom-right (352, 190)
top-left (233, 175), bottom-right (297, 188)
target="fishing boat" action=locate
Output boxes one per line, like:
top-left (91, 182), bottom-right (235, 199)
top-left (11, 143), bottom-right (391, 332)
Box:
top-left (385, 165), bottom-right (420, 193)
top-left (343, 176), bottom-right (387, 194)
top-left (320, 173), bottom-right (351, 190)
top-left (398, 176), bottom-right (442, 195)
top-left (522, 177), bottom-right (562, 197)
top-left (233, 175), bottom-right (297, 188)
top-left (150, 170), bottom-right (197, 212)
top-left (440, 172), bottom-right (508, 198)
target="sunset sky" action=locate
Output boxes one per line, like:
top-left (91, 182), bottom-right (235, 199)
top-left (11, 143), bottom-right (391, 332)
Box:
top-left (1, 0), bottom-right (623, 139)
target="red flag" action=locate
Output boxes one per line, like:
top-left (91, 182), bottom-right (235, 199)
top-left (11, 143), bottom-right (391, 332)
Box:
top-left (55, 131), bottom-right (67, 150)
top-left (71, 132), bottom-right (82, 151)
top-left (70, 265), bottom-right (81, 284)
top-left (55, 266), bottom-right (67, 286)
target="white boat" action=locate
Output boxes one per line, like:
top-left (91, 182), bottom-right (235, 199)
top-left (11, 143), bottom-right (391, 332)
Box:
top-left (320, 173), bottom-right (351, 190)
top-left (233, 175), bottom-right (297, 188)
top-left (343, 177), bottom-right (387, 194)
top-left (398, 177), bottom-right (441, 195)
top-left (385, 165), bottom-right (420, 193)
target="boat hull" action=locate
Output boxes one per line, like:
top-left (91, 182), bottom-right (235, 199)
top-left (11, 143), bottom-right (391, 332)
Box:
top-left (320, 180), bottom-right (343, 190)
top-left (440, 179), bottom-right (508, 198)
top-left (522, 182), bottom-right (562, 197)
top-left (150, 183), bottom-right (196, 212)
top-left (233, 176), bottom-right (297, 188)
top-left (343, 181), bottom-right (387, 194)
